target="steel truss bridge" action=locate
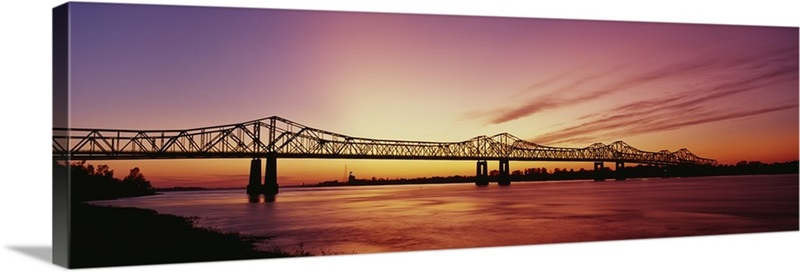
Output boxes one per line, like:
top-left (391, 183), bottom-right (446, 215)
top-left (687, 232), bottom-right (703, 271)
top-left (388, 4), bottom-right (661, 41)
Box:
top-left (53, 116), bottom-right (717, 193)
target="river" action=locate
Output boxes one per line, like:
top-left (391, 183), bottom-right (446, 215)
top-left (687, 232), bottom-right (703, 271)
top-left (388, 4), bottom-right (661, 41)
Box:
top-left (92, 174), bottom-right (798, 255)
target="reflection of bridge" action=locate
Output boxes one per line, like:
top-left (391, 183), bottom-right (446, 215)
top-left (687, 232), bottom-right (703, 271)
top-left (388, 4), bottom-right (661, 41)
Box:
top-left (53, 116), bottom-right (716, 194)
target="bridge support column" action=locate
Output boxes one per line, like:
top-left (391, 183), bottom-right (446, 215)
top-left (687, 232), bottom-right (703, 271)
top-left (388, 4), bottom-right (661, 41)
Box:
top-left (498, 159), bottom-right (510, 186)
top-left (594, 161), bottom-right (605, 181)
top-left (475, 160), bottom-right (489, 186)
top-left (615, 161), bottom-right (626, 180)
top-left (247, 158), bottom-right (262, 195)
top-left (263, 154), bottom-right (279, 195)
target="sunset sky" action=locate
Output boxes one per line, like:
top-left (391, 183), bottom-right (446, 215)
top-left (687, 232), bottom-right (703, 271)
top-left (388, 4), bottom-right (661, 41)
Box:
top-left (65, 3), bottom-right (798, 188)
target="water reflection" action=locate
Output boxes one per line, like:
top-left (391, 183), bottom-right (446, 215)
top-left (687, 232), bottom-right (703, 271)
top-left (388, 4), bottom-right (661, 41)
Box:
top-left (247, 194), bottom-right (277, 203)
top-left (92, 175), bottom-right (799, 255)
top-left (247, 195), bottom-right (259, 203)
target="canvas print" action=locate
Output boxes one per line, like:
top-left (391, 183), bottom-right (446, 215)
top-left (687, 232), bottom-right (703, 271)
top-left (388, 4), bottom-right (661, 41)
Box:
top-left (52, 2), bottom-right (798, 268)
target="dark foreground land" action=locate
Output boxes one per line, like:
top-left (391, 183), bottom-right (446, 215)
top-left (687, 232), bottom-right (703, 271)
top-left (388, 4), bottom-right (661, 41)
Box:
top-left (61, 161), bottom-right (309, 268)
top-left (70, 203), bottom-right (307, 268)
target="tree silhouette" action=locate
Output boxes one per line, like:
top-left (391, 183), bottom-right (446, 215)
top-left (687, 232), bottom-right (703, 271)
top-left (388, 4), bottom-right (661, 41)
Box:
top-left (123, 167), bottom-right (153, 191)
top-left (66, 161), bottom-right (156, 202)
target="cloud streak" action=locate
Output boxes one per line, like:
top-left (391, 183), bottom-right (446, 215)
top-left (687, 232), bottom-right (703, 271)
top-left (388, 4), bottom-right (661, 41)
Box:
top-left (529, 50), bottom-right (798, 145)
top-left (486, 58), bottom-right (715, 124)
top-left (478, 45), bottom-right (797, 128)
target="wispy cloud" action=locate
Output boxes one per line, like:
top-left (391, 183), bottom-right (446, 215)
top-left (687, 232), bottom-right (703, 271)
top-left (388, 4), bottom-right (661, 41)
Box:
top-left (535, 103), bottom-right (796, 146)
top-left (529, 49), bottom-right (798, 145)
top-left (477, 45), bottom-right (797, 129)
top-left (485, 58), bottom-right (718, 124)
top-left (461, 63), bottom-right (631, 123)
top-left (458, 43), bottom-right (798, 146)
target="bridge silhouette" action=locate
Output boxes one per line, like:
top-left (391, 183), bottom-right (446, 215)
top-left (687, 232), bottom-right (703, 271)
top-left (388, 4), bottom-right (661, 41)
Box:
top-left (53, 116), bottom-right (717, 194)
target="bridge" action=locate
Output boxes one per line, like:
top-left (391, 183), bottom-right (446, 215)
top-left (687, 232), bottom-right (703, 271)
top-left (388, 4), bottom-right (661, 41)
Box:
top-left (53, 116), bottom-right (717, 194)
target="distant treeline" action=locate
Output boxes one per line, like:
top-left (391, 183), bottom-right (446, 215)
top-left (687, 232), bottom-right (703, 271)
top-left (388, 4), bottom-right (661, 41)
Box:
top-left (312, 160), bottom-right (798, 187)
top-left (701, 160), bottom-right (799, 176)
top-left (56, 161), bottom-right (156, 202)
top-left (317, 176), bottom-right (475, 187)
top-left (155, 187), bottom-right (212, 192)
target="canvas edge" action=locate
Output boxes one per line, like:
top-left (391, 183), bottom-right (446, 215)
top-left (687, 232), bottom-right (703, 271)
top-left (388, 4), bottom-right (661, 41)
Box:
top-left (44, 1), bottom-right (799, 270)
top-left (52, 2), bottom-right (71, 268)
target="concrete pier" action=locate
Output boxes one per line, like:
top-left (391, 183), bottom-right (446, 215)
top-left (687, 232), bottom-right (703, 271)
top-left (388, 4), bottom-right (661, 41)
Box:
top-left (615, 161), bottom-right (626, 180)
top-left (594, 161), bottom-right (605, 181)
top-left (475, 160), bottom-right (489, 186)
top-left (247, 155), bottom-right (279, 196)
top-left (247, 158), bottom-right (262, 195)
top-left (498, 159), bottom-right (510, 186)
top-left (264, 154), bottom-right (279, 195)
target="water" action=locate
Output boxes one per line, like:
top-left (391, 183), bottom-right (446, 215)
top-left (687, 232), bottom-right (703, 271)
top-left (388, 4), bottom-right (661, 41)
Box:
top-left (93, 175), bottom-right (798, 254)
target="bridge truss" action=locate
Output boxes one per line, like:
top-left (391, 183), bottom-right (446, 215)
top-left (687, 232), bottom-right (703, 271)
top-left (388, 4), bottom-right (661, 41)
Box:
top-left (53, 116), bottom-right (716, 166)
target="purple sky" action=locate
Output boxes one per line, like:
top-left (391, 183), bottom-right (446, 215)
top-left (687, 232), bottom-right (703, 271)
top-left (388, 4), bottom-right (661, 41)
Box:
top-left (65, 3), bottom-right (798, 187)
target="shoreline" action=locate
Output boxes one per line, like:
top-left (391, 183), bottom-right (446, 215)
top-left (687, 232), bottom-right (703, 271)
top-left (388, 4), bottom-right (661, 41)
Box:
top-left (297, 172), bottom-right (799, 188)
top-left (153, 172), bottom-right (800, 190)
top-left (69, 202), bottom-right (309, 268)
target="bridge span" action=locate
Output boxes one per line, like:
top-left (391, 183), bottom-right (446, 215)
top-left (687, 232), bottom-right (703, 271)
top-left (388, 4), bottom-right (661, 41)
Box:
top-left (53, 116), bottom-right (717, 194)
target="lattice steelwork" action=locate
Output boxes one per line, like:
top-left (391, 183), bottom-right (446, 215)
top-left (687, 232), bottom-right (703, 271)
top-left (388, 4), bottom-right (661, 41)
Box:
top-left (53, 116), bottom-right (717, 165)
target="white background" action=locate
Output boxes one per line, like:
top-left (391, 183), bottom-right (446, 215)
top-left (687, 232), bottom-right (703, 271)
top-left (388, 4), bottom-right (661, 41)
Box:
top-left (1, 1), bottom-right (798, 271)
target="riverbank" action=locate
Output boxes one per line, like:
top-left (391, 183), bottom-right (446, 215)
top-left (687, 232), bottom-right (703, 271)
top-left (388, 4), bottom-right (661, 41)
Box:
top-left (70, 202), bottom-right (308, 268)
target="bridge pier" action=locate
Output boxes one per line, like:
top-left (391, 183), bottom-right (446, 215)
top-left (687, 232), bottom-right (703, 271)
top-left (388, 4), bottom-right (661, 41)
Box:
top-left (594, 161), bottom-right (605, 181)
top-left (615, 161), bottom-right (626, 180)
top-left (246, 155), bottom-right (279, 196)
top-left (475, 160), bottom-right (489, 186)
top-left (264, 154), bottom-right (279, 195)
top-left (247, 158), bottom-right (262, 195)
top-left (498, 159), bottom-right (510, 186)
